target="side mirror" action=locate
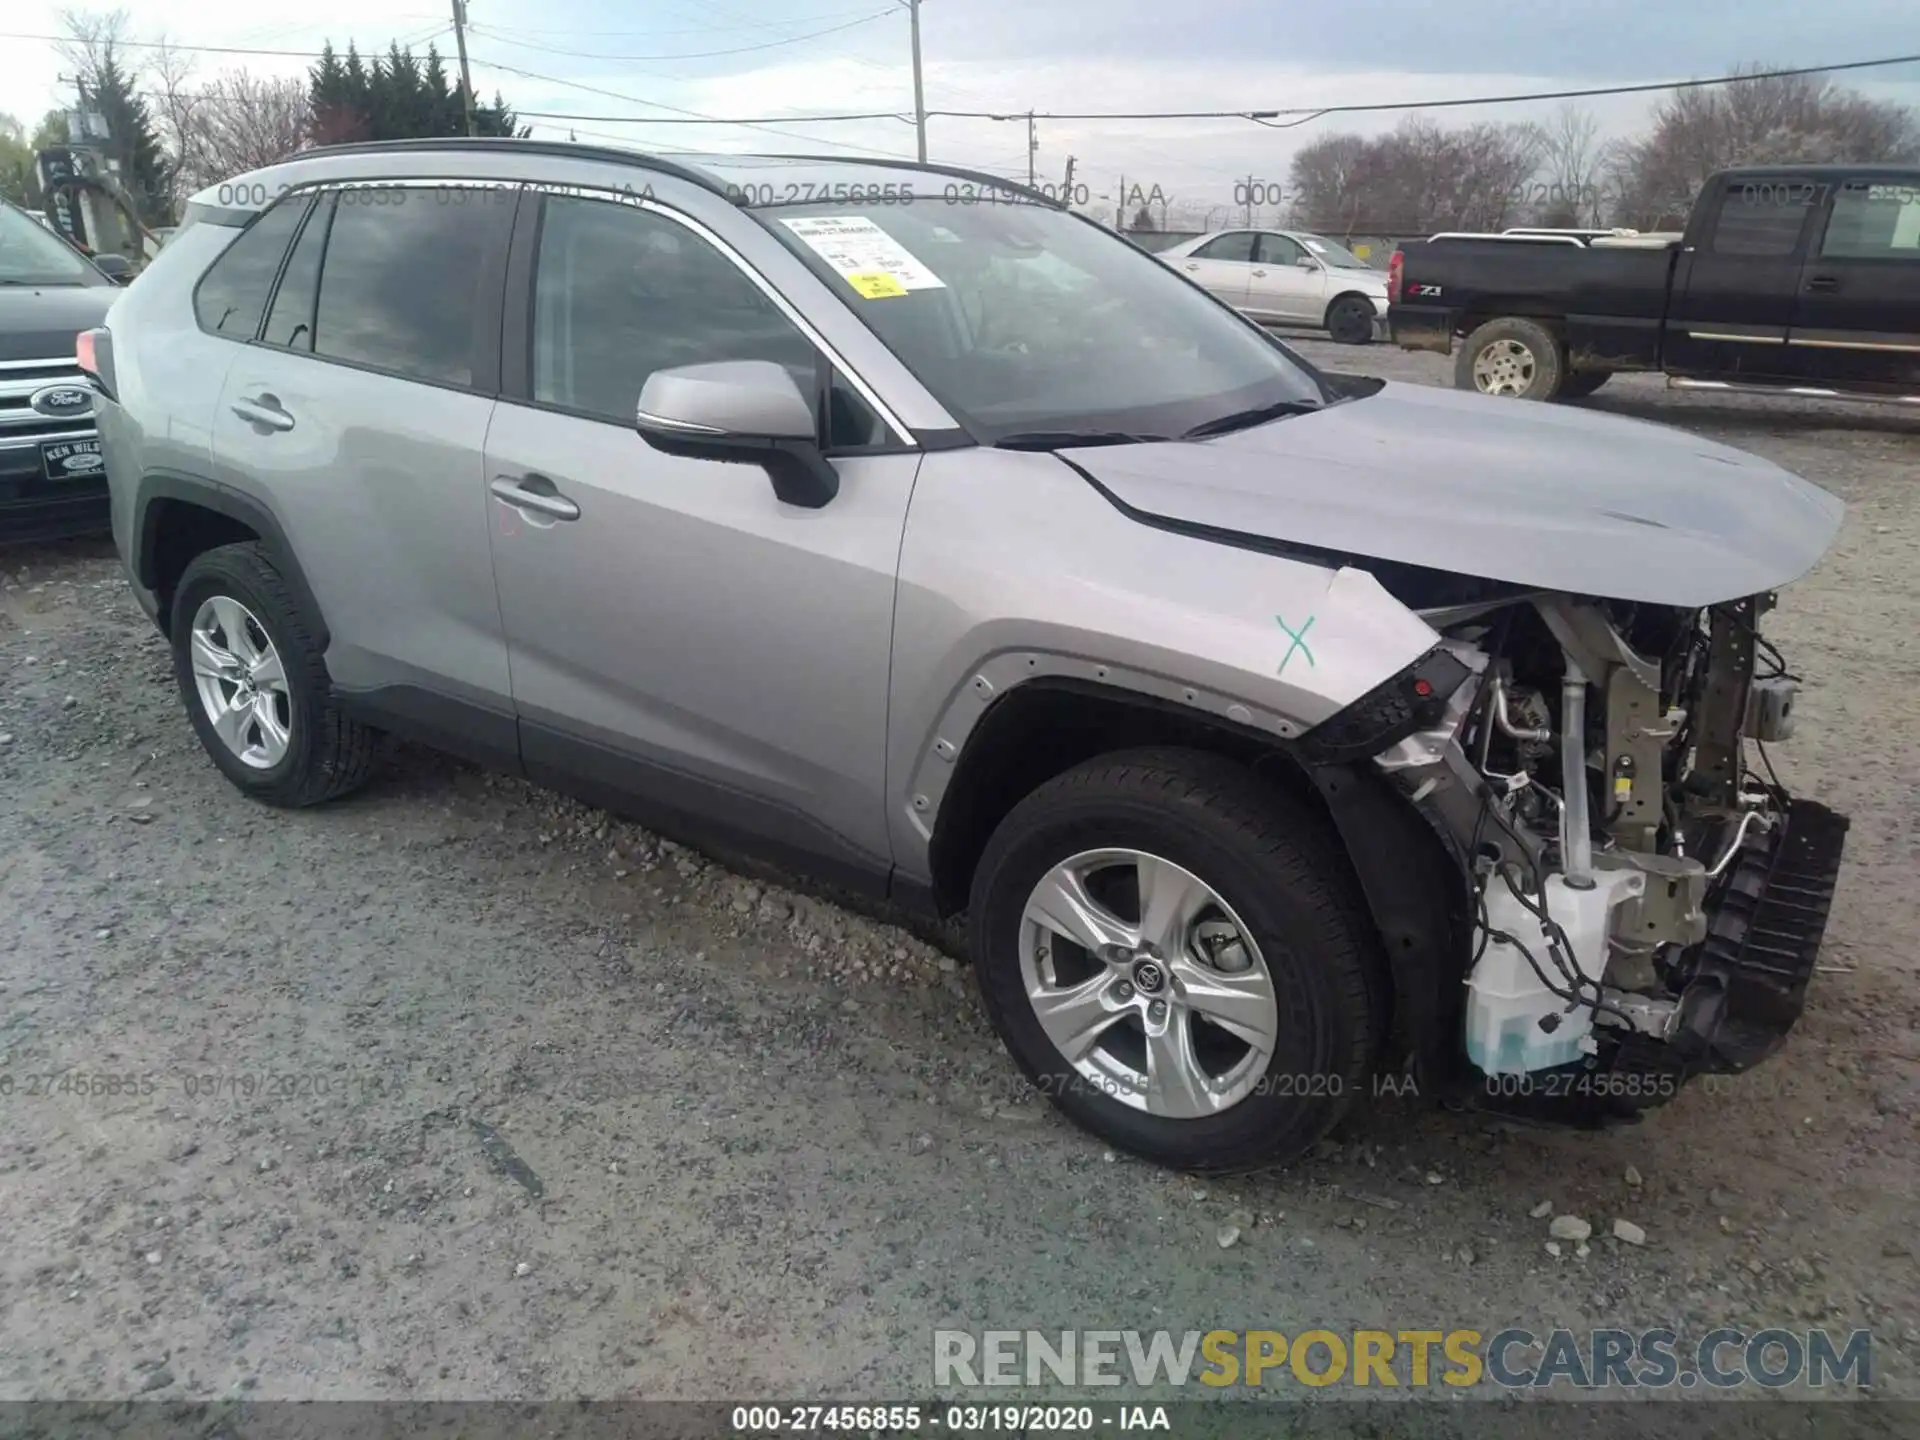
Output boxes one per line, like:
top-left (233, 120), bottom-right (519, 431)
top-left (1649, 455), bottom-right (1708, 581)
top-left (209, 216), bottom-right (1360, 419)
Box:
top-left (92, 253), bottom-right (133, 283)
top-left (635, 360), bottom-right (838, 508)
top-left (1294, 255), bottom-right (1319, 271)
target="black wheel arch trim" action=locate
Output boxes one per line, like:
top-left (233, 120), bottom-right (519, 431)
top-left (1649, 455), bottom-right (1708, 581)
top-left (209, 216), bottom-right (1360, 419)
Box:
top-left (134, 470), bottom-right (328, 649)
top-left (1300, 759), bottom-right (1476, 1093)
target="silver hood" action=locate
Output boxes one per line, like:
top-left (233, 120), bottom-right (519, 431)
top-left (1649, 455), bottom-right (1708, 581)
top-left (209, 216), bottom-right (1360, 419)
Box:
top-left (1062, 381), bottom-right (1844, 608)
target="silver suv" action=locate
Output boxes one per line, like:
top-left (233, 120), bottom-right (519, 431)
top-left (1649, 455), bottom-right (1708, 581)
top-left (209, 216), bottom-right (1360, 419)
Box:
top-left (90, 139), bottom-right (1850, 1172)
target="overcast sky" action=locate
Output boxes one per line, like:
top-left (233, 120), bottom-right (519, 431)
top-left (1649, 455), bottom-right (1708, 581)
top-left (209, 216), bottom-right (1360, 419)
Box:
top-left (5, 0), bottom-right (1918, 220)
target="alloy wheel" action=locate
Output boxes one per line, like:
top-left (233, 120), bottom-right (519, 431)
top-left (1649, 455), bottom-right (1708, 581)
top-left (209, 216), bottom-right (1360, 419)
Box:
top-left (1018, 848), bottom-right (1280, 1118)
top-left (189, 595), bottom-right (293, 770)
top-left (1471, 338), bottom-right (1537, 396)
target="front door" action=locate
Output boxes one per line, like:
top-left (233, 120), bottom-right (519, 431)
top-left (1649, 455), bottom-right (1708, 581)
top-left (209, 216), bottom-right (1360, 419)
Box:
top-left (1785, 176), bottom-right (1920, 392)
top-left (483, 190), bottom-right (916, 888)
top-left (1245, 233), bottom-right (1326, 324)
top-left (208, 182), bottom-right (517, 740)
top-left (1664, 173), bottom-right (1825, 379)
top-left (1171, 232), bottom-right (1257, 311)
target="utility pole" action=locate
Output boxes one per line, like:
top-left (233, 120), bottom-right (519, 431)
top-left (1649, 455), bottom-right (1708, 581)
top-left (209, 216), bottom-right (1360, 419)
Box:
top-left (907, 0), bottom-right (927, 162)
top-left (451, 0), bottom-right (478, 137)
top-left (1025, 110), bottom-right (1037, 188)
top-left (1061, 155), bottom-right (1076, 207)
top-left (1116, 172), bottom-right (1126, 229)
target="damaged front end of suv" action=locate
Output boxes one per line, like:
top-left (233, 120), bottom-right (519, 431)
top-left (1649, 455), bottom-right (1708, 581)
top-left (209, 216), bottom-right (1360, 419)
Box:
top-left (1309, 582), bottom-right (1848, 1119)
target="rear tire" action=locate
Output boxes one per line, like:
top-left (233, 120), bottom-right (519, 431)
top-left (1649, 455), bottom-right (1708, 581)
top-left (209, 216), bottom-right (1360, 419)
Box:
top-left (967, 748), bottom-right (1385, 1173)
top-left (1456, 316), bottom-right (1565, 400)
top-left (1558, 370), bottom-right (1612, 398)
top-left (170, 541), bottom-right (378, 807)
top-left (1325, 295), bottom-right (1376, 345)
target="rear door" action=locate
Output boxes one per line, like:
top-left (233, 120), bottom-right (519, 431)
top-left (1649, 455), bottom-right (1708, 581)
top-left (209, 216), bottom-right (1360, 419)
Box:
top-left (1244, 232), bottom-right (1325, 323)
top-left (209, 181), bottom-right (518, 753)
top-left (1168, 232), bottom-right (1256, 311)
top-left (1663, 173), bottom-right (1826, 378)
top-left (1785, 175), bottom-right (1920, 392)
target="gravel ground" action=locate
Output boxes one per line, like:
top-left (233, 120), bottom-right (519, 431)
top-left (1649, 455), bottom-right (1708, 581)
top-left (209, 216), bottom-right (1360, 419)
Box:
top-left (1, 342), bottom-right (1916, 1412)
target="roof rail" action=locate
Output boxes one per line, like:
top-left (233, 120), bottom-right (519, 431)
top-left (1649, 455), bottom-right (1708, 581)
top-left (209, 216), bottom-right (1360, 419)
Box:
top-left (289, 136), bottom-right (745, 204)
top-left (758, 153), bottom-right (1067, 209)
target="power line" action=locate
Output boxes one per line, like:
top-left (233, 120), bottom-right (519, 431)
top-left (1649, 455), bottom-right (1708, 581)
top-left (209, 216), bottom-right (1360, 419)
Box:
top-left (0, 29), bottom-right (449, 60)
top-left (516, 108), bottom-right (911, 125)
top-left (923, 51), bottom-right (1920, 123)
top-left (466, 53), bottom-right (917, 156)
top-left (465, 11), bottom-right (894, 63)
top-left (474, 7), bottom-right (885, 40)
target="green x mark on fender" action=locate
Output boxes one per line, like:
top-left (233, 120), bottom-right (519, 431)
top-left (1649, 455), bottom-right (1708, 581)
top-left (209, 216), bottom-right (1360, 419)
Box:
top-left (1276, 613), bottom-right (1316, 676)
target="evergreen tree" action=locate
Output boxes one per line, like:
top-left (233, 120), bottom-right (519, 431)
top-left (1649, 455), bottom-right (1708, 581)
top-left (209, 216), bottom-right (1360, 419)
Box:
top-left (85, 53), bottom-right (174, 226)
top-left (310, 43), bottom-right (351, 145)
top-left (422, 48), bottom-right (458, 136)
top-left (309, 40), bottom-right (529, 142)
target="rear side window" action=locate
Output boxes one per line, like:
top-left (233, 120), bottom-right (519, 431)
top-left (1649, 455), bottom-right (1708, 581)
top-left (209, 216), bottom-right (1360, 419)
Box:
top-left (261, 195), bottom-right (333, 352)
top-left (1195, 233), bottom-right (1256, 262)
top-left (1706, 180), bottom-right (1819, 257)
top-left (312, 189), bottom-right (506, 388)
top-left (193, 195), bottom-right (312, 339)
top-left (1819, 181), bottom-right (1920, 260)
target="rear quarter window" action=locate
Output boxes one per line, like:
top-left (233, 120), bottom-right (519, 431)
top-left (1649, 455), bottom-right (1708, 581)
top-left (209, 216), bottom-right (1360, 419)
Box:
top-left (192, 194), bottom-right (312, 340)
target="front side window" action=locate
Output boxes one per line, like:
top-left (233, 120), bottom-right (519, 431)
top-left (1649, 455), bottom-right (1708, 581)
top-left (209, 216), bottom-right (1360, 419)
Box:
top-left (1257, 234), bottom-right (1306, 266)
top-left (1195, 232), bottom-right (1257, 263)
top-left (1819, 181), bottom-right (1920, 261)
top-left (193, 194), bottom-right (312, 339)
top-left (531, 195), bottom-right (818, 426)
top-left (1706, 179), bottom-right (1819, 257)
top-left (761, 200), bottom-right (1325, 441)
top-left (311, 188), bottom-right (503, 387)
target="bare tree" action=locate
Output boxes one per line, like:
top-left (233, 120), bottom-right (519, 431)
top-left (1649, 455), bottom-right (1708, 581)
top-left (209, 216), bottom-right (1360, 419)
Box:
top-left (1288, 119), bottom-right (1539, 236)
top-left (170, 73), bottom-right (312, 197)
top-left (1523, 104), bottom-right (1617, 226)
top-left (1610, 65), bottom-right (1920, 227)
top-left (148, 40), bottom-right (209, 211)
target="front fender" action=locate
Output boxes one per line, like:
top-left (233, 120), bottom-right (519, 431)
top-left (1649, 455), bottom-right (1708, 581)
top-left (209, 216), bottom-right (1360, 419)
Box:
top-left (886, 448), bottom-right (1439, 881)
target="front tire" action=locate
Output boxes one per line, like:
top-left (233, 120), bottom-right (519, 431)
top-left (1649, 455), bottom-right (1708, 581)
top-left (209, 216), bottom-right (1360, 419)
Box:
top-left (968, 748), bottom-right (1385, 1173)
top-left (1325, 295), bottom-right (1376, 345)
top-left (170, 541), bottom-right (378, 807)
top-left (1456, 316), bottom-right (1565, 400)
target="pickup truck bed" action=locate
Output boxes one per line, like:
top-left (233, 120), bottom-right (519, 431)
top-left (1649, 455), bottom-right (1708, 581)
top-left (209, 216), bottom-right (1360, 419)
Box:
top-left (1392, 238), bottom-right (1680, 372)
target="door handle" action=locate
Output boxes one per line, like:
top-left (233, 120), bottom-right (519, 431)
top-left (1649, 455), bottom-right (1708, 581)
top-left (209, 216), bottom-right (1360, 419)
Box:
top-left (231, 393), bottom-right (294, 432)
top-left (1805, 275), bottom-right (1840, 292)
top-left (490, 474), bottom-right (580, 522)
top-left (1252, 269), bottom-right (1267, 277)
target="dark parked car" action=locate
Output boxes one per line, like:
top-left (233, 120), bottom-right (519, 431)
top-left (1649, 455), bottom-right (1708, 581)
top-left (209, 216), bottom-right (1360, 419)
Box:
top-left (1388, 165), bottom-right (1920, 404)
top-left (0, 199), bottom-right (115, 542)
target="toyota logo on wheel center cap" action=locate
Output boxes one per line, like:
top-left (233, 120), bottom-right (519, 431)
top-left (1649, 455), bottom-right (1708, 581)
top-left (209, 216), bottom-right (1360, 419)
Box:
top-left (1130, 958), bottom-right (1166, 995)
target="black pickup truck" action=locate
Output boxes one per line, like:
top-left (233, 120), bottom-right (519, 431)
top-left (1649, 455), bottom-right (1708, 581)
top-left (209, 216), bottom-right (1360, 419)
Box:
top-left (1388, 165), bottom-right (1920, 404)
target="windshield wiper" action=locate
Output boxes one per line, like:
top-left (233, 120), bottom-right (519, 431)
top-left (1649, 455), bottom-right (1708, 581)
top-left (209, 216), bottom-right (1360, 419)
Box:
top-left (1180, 398), bottom-right (1324, 441)
top-left (994, 430), bottom-right (1172, 451)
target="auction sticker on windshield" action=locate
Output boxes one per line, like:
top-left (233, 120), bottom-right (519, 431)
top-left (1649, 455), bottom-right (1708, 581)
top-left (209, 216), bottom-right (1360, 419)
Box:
top-left (781, 216), bottom-right (946, 298)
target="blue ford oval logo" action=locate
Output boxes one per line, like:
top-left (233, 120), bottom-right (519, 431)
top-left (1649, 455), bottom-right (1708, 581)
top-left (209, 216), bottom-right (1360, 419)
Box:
top-left (29, 384), bottom-right (93, 418)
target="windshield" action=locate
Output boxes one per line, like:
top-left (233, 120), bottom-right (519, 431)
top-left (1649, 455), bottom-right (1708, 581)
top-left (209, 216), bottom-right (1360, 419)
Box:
top-left (1297, 234), bottom-right (1372, 270)
top-left (759, 199), bottom-right (1324, 441)
top-left (0, 204), bottom-right (98, 286)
